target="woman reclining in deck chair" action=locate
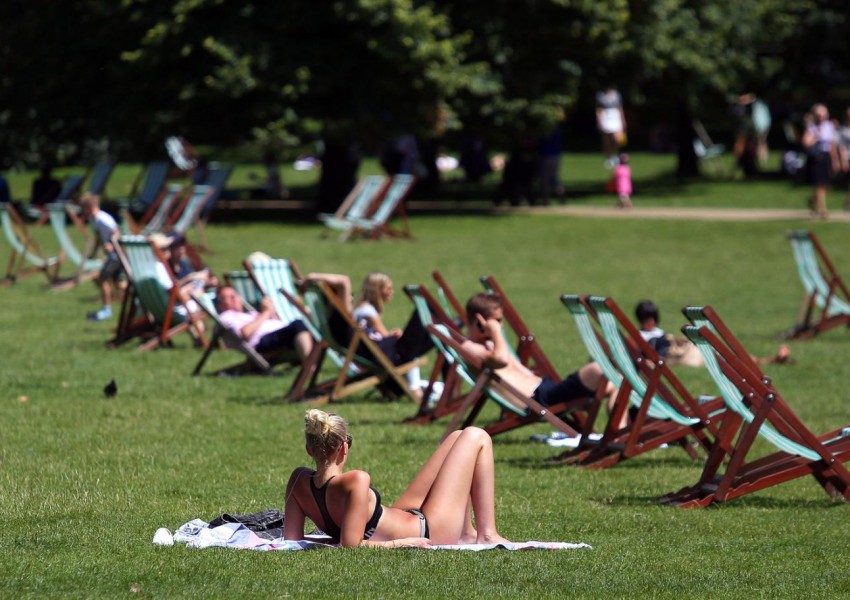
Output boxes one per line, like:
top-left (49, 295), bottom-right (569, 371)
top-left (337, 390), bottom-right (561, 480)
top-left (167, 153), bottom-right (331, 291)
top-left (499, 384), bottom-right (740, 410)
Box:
top-left (352, 271), bottom-right (434, 398)
top-left (284, 409), bottom-right (510, 547)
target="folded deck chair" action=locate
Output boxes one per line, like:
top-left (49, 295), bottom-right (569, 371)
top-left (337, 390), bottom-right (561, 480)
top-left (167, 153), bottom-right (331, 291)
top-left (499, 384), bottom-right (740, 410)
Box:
top-left (782, 230), bottom-right (850, 340)
top-left (319, 175), bottom-right (389, 240)
top-left (549, 295), bottom-right (724, 469)
top-left (121, 184), bottom-right (184, 236)
top-left (109, 235), bottom-right (208, 351)
top-left (426, 324), bottom-right (593, 441)
top-left (344, 174), bottom-right (416, 241)
top-left (121, 161), bottom-right (171, 213)
top-left (661, 306), bottom-right (850, 507)
top-left (1, 203), bottom-right (63, 285)
top-left (283, 279), bottom-right (426, 405)
top-left (190, 289), bottom-right (298, 376)
top-left (47, 202), bottom-right (102, 289)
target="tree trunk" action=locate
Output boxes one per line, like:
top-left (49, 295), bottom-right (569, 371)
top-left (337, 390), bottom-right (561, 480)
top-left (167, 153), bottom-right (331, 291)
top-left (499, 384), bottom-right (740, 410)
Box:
top-left (676, 111), bottom-right (700, 178)
top-left (317, 140), bottom-right (361, 214)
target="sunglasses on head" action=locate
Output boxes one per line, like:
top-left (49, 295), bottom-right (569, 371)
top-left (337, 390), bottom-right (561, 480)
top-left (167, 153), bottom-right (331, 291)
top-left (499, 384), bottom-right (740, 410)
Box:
top-left (345, 434), bottom-right (353, 448)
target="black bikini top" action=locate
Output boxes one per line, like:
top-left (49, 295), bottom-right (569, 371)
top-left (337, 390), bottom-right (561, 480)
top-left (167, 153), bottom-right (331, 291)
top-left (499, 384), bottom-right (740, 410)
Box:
top-left (309, 473), bottom-right (383, 541)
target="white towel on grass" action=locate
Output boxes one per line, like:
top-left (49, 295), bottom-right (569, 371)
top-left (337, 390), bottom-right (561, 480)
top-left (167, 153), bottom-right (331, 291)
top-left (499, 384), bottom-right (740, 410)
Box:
top-left (158, 519), bottom-right (591, 551)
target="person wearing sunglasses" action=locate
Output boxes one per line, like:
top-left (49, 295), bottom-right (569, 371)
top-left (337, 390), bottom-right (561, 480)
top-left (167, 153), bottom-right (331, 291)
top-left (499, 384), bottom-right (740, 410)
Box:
top-left (284, 409), bottom-right (509, 548)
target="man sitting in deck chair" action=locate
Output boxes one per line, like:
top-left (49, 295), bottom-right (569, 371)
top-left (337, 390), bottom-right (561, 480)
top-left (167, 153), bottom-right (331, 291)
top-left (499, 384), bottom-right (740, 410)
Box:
top-left (461, 292), bottom-right (618, 416)
top-left (215, 285), bottom-right (315, 368)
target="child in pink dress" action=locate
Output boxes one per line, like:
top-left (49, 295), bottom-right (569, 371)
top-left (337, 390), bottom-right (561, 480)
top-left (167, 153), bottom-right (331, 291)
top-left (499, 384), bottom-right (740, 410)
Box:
top-left (614, 153), bottom-right (633, 208)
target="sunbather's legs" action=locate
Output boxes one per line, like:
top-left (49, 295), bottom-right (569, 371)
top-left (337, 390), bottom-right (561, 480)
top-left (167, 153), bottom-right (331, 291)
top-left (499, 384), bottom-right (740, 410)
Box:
top-left (392, 429), bottom-right (479, 543)
top-left (418, 427), bottom-right (507, 545)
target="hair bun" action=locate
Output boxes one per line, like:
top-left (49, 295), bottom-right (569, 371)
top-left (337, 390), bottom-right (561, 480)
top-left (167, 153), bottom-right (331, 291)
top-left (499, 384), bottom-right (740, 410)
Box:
top-left (304, 409), bottom-right (330, 436)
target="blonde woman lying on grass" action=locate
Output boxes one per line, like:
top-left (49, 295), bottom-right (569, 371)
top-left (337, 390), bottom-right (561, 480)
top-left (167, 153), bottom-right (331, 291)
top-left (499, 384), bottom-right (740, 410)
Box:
top-left (284, 409), bottom-right (510, 548)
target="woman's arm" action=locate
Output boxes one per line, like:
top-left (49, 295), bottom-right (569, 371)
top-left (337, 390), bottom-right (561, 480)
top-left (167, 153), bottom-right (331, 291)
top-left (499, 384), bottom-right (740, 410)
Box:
top-left (307, 273), bottom-right (353, 313)
top-left (283, 468), bottom-right (309, 540)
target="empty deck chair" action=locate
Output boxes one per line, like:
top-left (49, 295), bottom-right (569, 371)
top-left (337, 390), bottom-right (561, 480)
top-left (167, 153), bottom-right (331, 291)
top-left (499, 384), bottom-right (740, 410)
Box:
top-left (167, 185), bottom-right (215, 244)
top-left (1, 203), bottom-right (62, 285)
top-left (431, 270), bottom-right (468, 328)
top-left (120, 184), bottom-right (184, 235)
top-left (47, 202), bottom-right (102, 289)
top-left (122, 161), bottom-right (170, 213)
top-left (85, 161), bottom-right (115, 196)
top-left (319, 175), bottom-right (388, 239)
top-left (782, 230), bottom-right (850, 339)
top-left (344, 174), bottom-right (416, 240)
top-left (403, 284), bottom-right (466, 424)
top-left (109, 235), bottom-right (208, 351)
top-left (661, 306), bottom-right (850, 507)
top-left (550, 295), bottom-right (724, 468)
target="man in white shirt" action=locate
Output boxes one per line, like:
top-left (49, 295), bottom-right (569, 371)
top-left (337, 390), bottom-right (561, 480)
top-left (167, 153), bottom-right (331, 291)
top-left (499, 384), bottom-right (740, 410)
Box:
top-left (81, 193), bottom-right (124, 321)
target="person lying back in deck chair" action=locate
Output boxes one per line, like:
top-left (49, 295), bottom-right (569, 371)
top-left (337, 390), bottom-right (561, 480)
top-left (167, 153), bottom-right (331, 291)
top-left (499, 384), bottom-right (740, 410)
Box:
top-left (216, 286), bottom-right (314, 366)
top-left (460, 293), bottom-right (618, 414)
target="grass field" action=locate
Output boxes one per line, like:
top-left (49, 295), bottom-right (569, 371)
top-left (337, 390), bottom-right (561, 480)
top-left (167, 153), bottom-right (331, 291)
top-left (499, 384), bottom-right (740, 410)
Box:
top-left (3, 164), bottom-right (850, 598)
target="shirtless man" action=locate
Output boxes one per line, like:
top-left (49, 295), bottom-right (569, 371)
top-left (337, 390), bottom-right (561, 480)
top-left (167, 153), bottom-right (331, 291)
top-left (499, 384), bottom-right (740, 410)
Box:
top-left (459, 293), bottom-right (618, 417)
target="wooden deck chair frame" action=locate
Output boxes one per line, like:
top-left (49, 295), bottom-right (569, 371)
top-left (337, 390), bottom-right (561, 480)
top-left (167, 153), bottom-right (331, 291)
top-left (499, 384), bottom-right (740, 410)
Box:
top-left (48, 203), bottom-right (103, 290)
top-left (121, 184), bottom-right (184, 235)
top-left (782, 230), bottom-right (850, 340)
top-left (550, 295), bottom-right (723, 469)
top-left (431, 270), bottom-right (468, 328)
top-left (1, 203), bottom-right (63, 285)
top-left (479, 275), bottom-right (560, 380)
top-left (426, 324), bottom-right (594, 442)
top-left (319, 175), bottom-right (389, 240)
top-left (281, 279), bottom-right (426, 405)
top-left (109, 235), bottom-right (208, 351)
top-left (402, 284), bottom-right (466, 424)
top-left (660, 307), bottom-right (850, 507)
top-left (344, 174), bottom-right (416, 241)
top-left (190, 290), bottom-right (298, 376)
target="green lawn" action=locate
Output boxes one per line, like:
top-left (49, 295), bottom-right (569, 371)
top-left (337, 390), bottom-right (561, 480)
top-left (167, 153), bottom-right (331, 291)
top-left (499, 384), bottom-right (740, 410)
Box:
top-left (3, 185), bottom-right (850, 597)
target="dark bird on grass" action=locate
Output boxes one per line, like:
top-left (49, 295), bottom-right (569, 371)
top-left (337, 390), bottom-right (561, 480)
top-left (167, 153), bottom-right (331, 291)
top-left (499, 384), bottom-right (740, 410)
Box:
top-left (103, 379), bottom-right (117, 398)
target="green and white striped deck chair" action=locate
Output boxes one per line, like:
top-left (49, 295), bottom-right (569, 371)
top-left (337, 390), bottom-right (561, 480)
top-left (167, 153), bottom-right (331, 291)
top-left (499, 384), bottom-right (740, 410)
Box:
top-left (662, 309), bottom-right (850, 507)
top-left (168, 185), bottom-right (214, 241)
top-left (286, 279), bottom-right (424, 404)
top-left (121, 161), bottom-right (170, 213)
top-left (319, 175), bottom-right (388, 240)
top-left (403, 284), bottom-right (469, 424)
top-left (783, 230), bottom-right (850, 339)
top-left (224, 270), bottom-right (263, 311)
top-left (1, 203), bottom-right (62, 285)
top-left (345, 174), bottom-right (416, 240)
top-left (121, 184), bottom-right (184, 236)
top-left (47, 203), bottom-right (102, 289)
top-left (110, 235), bottom-right (207, 351)
top-left (556, 295), bottom-right (721, 468)
top-left (424, 322), bottom-right (584, 442)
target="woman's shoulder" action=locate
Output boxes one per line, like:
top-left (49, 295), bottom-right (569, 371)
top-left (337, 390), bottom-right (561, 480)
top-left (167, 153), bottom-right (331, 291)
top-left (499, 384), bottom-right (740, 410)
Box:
top-left (287, 466), bottom-right (314, 484)
top-left (337, 469), bottom-right (372, 490)
top-left (353, 302), bottom-right (379, 318)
